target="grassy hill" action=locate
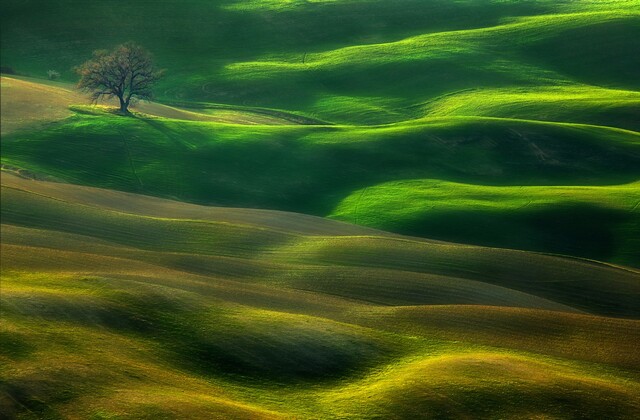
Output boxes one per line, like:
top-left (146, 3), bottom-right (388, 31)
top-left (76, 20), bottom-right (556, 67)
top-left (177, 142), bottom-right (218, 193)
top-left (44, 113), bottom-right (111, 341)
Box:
top-left (330, 179), bottom-right (640, 266)
top-left (2, 1), bottom-right (639, 125)
top-left (2, 1), bottom-right (639, 265)
top-left (3, 99), bottom-right (639, 265)
top-left (2, 2), bottom-right (640, 416)
top-left (2, 174), bottom-right (639, 418)
top-left (0, 76), bottom-right (310, 136)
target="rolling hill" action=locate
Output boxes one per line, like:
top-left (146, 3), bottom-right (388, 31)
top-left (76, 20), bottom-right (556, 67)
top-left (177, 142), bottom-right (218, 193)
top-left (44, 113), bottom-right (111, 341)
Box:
top-left (2, 1), bottom-right (639, 263)
top-left (2, 174), bottom-right (639, 418)
top-left (329, 179), bottom-right (640, 266)
top-left (2, 0), bottom-right (640, 418)
top-left (0, 76), bottom-right (310, 136)
top-left (2, 84), bottom-right (639, 265)
top-left (2, 0), bottom-right (639, 124)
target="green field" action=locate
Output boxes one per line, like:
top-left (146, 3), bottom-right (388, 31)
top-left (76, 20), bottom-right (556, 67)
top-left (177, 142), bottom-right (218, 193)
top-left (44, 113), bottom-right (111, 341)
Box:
top-left (2, 174), bottom-right (640, 418)
top-left (2, 0), bottom-right (639, 124)
top-left (3, 0), bottom-right (640, 261)
top-left (3, 102), bottom-right (639, 265)
top-left (330, 179), bottom-right (640, 265)
top-left (2, 0), bottom-right (640, 418)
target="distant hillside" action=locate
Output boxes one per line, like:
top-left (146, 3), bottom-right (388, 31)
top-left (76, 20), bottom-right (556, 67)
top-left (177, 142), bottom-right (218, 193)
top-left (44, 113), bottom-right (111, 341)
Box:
top-left (2, 96), bottom-right (639, 264)
top-left (2, 1), bottom-right (639, 124)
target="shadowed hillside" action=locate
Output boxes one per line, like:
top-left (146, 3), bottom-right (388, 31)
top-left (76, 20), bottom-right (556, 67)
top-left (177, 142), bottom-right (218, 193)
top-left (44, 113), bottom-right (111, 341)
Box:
top-left (2, 2), bottom-right (640, 417)
top-left (2, 0), bottom-right (639, 264)
top-left (2, 1), bottom-right (639, 124)
top-left (2, 99), bottom-right (639, 265)
top-left (2, 174), bottom-right (639, 418)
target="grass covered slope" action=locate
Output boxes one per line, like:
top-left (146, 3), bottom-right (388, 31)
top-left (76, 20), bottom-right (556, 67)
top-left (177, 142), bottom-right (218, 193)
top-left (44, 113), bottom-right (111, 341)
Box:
top-left (3, 1), bottom-right (639, 265)
top-left (0, 76), bottom-right (311, 135)
top-left (3, 1), bottom-right (640, 418)
top-left (0, 77), bottom-right (83, 135)
top-left (2, 1), bottom-right (639, 125)
top-left (3, 106), bottom-right (639, 264)
top-left (220, 10), bottom-right (640, 124)
top-left (423, 86), bottom-right (640, 132)
top-left (330, 179), bottom-right (640, 266)
top-left (2, 174), bottom-right (640, 418)
top-left (5, 173), bottom-right (640, 317)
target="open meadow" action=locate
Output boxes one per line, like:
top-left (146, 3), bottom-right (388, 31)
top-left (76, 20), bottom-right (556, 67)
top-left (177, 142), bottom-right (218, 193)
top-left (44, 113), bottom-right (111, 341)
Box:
top-left (1, 0), bottom-right (639, 418)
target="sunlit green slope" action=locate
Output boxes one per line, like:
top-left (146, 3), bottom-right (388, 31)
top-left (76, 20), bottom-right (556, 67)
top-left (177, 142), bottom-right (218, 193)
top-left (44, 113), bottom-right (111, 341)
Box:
top-left (330, 179), bottom-right (640, 266)
top-left (2, 1), bottom-right (639, 124)
top-left (3, 1), bottom-right (639, 263)
top-left (2, 174), bottom-right (640, 418)
top-left (3, 104), bottom-right (639, 264)
top-left (424, 86), bottom-right (640, 132)
top-left (0, 76), bottom-right (313, 137)
top-left (2, 1), bottom-right (640, 418)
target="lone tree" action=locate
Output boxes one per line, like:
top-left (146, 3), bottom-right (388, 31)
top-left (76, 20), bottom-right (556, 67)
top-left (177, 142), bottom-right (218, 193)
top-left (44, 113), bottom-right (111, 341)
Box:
top-left (76, 42), bottom-right (163, 114)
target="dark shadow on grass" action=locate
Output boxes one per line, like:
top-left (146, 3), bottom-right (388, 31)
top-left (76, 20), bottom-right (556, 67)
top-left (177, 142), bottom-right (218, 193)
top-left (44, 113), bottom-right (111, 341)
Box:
top-left (392, 203), bottom-right (633, 263)
top-left (0, 331), bottom-right (35, 360)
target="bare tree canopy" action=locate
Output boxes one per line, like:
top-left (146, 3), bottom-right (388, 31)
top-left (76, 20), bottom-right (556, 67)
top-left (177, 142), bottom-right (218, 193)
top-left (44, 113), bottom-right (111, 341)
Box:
top-left (76, 42), bottom-right (163, 113)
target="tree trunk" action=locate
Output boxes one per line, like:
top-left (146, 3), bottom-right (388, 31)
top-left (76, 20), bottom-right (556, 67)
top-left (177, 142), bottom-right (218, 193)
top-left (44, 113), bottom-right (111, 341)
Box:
top-left (118, 95), bottom-right (128, 113)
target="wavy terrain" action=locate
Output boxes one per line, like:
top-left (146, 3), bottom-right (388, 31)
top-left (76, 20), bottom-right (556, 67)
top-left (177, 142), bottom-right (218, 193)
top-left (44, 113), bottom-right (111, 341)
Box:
top-left (2, 174), bottom-right (639, 418)
top-left (3, 0), bottom-right (639, 124)
top-left (2, 0), bottom-right (640, 418)
top-left (2, 88), bottom-right (639, 264)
